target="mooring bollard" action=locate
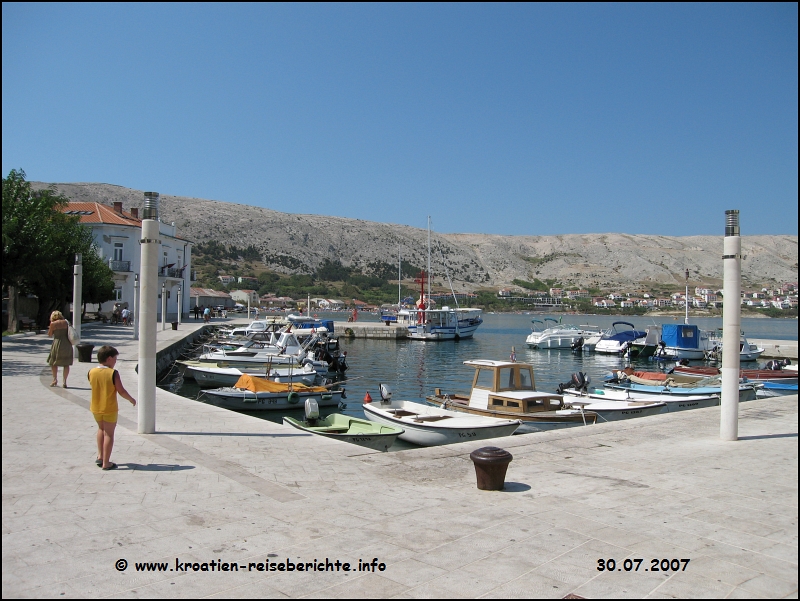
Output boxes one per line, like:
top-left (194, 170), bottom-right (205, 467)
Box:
top-left (469, 446), bottom-right (513, 490)
top-left (75, 343), bottom-right (94, 363)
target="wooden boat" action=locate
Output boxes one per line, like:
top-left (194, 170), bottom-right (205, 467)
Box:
top-left (283, 401), bottom-right (403, 452)
top-left (199, 374), bottom-right (343, 411)
top-left (425, 360), bottom-right (599, 433)
top-left (604, 380), bottom-right (759, 402)
top-left (363, 386), bottom-right (521, 446)
top-left (671, 363), bottom-right (797, 385)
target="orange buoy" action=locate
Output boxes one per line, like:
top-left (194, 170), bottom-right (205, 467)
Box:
top-left (363, 391), bottom-right (372, 403)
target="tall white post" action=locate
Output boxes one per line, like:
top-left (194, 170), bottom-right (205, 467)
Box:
top-left (138, 192), bottom-right (160, 434)
top-left (177, 284), bottom-right (182, 325)
top-left (161, 281), bottom-right (167, 330)
top-left (133, 274), bottom-right (139, 340)
top-left (721, 210), bottom-right (741, 441)
top-left (72, 254), bottom-right (82, 343)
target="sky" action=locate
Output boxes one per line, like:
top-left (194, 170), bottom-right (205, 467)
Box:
top-left (2, 3), bottom-right (797, 236)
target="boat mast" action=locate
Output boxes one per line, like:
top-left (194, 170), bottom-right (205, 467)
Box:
top-left (398, 246), bottom-right (401, 307)
top-left (427, 216), bottom-right (431, 308)
top-left (684, 268), bottom-right (689, 325)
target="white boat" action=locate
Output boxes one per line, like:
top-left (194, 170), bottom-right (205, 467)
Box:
top-left (177, 359), bottom-right (322, 388)
top-left (561, 387), bottom-right (720, 413)
top-left (593, 321), bottom-right (648, 354)
top-left (398, 217), bottom-right (483, 341)
top-left (525, 318), bottom-right (590, 349)
top-left (655, 325), bottom-right (765, 362)
top-left (363, 385), bottom-right (520, 446)
top-left (704, 330), bottom-right (765, 362)
top-left (397, 307), bottom-right (483, 340)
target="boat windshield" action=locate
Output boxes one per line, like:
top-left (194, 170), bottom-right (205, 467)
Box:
top-left (474, 368), bottom-right (494, 389)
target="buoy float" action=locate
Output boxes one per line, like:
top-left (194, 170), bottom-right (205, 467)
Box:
top-left (363, 391), bottom-right (372, 403)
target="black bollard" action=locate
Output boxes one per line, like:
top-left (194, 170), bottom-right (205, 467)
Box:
top-left (469, 446), bottom-right (513, 490)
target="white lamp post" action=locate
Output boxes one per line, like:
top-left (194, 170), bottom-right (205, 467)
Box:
top-left (720, 210), bottom-right (741, 441)
top-left (177, 284), bottom-right (182, 325)
top-left (161, 281), bottom-right (167, 331)
top-left (133, 273), bottom-right (139, 340)
top-left (138, 192), bottom-right (160, 434)
top-left (72, 253), bottom-right (82, 343)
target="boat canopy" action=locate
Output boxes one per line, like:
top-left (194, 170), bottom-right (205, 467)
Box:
top-left (661, 324), bottom-right (700, 349)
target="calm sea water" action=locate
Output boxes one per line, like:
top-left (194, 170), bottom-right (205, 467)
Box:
top-left (167, 312), bottom-right (797, 431)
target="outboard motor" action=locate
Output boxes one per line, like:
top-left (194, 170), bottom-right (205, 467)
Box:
top-left (571, 337), bottom-right (584, 353)
top-left (379, 383), bottom-right (392, 405)
top-left (557, 372), bottom-right (590, 394)
top-left (304, 399), bottom-right (320, 425)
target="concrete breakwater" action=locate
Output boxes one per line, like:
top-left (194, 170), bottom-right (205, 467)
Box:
top-left (154, 324), bottom-right (215, 376)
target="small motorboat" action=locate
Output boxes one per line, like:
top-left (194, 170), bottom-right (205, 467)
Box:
top-left (593, 322), bottom-right (647, 355)
top-left (363, 385), bottom-right (521, 446)
top-left (199, 374), bottom-right (344, 411)
top-left (283, 400), bottom-right (403, 452)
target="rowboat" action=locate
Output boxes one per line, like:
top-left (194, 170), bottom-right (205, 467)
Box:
top-left (363, 386), bottom-right (521, 446)
top-left (283, 401), bottom-right (403, 452)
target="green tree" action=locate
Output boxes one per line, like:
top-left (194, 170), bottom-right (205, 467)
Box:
top-left (2, 169), bottom-right (115, 329)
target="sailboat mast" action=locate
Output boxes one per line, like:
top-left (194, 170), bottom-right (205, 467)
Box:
top-left (398, 246), bottom-right (401, 307)
top-left (684, 268), bottom-right (689, 325)
top-left (427, 216), bottom-right (431, 306)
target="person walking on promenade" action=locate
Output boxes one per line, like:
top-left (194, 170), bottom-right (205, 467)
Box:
top-left (88, 345), bottom-right (136, 470)
top-left (121, 307), bottom-right (130, 326)
top-left (47, 310), bottom-right (73, 388)
top-left (193, 305), bottom-right (200, 320)
top-left (203, 306), bottom-right (211, 323)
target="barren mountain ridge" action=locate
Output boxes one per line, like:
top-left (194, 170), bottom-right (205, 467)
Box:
top-left (33, 182), bottom-right (799, 292)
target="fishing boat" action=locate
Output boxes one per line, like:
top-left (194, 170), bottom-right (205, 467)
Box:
top-left (626, 326), bottom-right (661, 359)
top-left (283, 400), bottom-right (403, 452)
top-left (363, 385), bottom-right (521, 446)
top-left (396, 217), bottom-right (483, 341)
top-left (426, 360), bottom-right (663, 433)
top-left (199, 374), bottom-right (344, 411)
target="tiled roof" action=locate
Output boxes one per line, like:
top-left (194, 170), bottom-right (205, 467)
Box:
top-left (190, 288), bottom-right (231, 298)
top-left (62, 202), bottom-right (142, 226)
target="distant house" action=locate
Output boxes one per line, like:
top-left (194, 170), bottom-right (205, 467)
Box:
top-left (230, 289), bottom-right (259, 306)
top-left (218, 275), bottom-right (235, 285)
top-left (237, 276), bottom-right (259, 285)
top-left (61, 200), bottom-right (193, 320)
top-left (190, 288), bottom-right (233, 308)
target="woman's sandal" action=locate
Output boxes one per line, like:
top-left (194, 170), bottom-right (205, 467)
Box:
top-left (102, 463), bottom-right (118, 471)
top-left (50, 381), bottom-right (58, 387)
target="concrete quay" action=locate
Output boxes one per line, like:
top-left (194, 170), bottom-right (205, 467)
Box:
top-left (2, 321), bottom-right (797, 599)
top-left (752, 340), bottom-right (798, 361)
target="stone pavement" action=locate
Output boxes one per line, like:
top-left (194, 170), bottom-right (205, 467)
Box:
top-left (2, 321), bottom-right (798, 599)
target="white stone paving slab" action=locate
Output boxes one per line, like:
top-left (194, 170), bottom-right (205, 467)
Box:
top-left (3, 323), bottom-right (797, 598)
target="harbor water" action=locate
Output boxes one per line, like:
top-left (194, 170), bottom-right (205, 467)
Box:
top-left (165, 312), bottom-right (797, 435)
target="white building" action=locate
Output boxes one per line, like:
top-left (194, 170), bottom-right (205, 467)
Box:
top-left (230, 289), bottom-right (259, 305)
top-left (63, 200), bottom-right (193, 320)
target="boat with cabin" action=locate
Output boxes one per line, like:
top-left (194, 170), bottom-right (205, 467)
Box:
top-left (396, 217), bottom-right (483, 341)
top-left (425, 360), bottom-right (665, 433)
top-left (525, 318), bottom-right (590, 350)
top-left (592, 321), bottom-right (648, 354)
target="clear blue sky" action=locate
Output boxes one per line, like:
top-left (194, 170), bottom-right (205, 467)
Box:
top-left (3, 3), bottom-right (797, 236)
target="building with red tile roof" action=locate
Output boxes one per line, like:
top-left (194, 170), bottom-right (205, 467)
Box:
top-left (61, 200), bottom-right (194, 320)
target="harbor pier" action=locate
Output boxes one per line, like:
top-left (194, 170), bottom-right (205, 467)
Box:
top-left (2, 323), bottom-right (797, 598)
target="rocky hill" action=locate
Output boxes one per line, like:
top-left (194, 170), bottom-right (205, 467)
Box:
top-left (33, 182), bottom-right (799, 292)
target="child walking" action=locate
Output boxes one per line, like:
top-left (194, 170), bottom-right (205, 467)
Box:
top-left (88, 345), bottom-right (136, 470)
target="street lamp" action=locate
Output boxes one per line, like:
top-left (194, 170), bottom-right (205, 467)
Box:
top-left (161, 281), bottom-right (167, 331)
top-left (72, 253), bottom-right (82, 343)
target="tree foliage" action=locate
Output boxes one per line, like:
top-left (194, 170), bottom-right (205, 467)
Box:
top-left (2, 169), bottom-right (115, 328)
